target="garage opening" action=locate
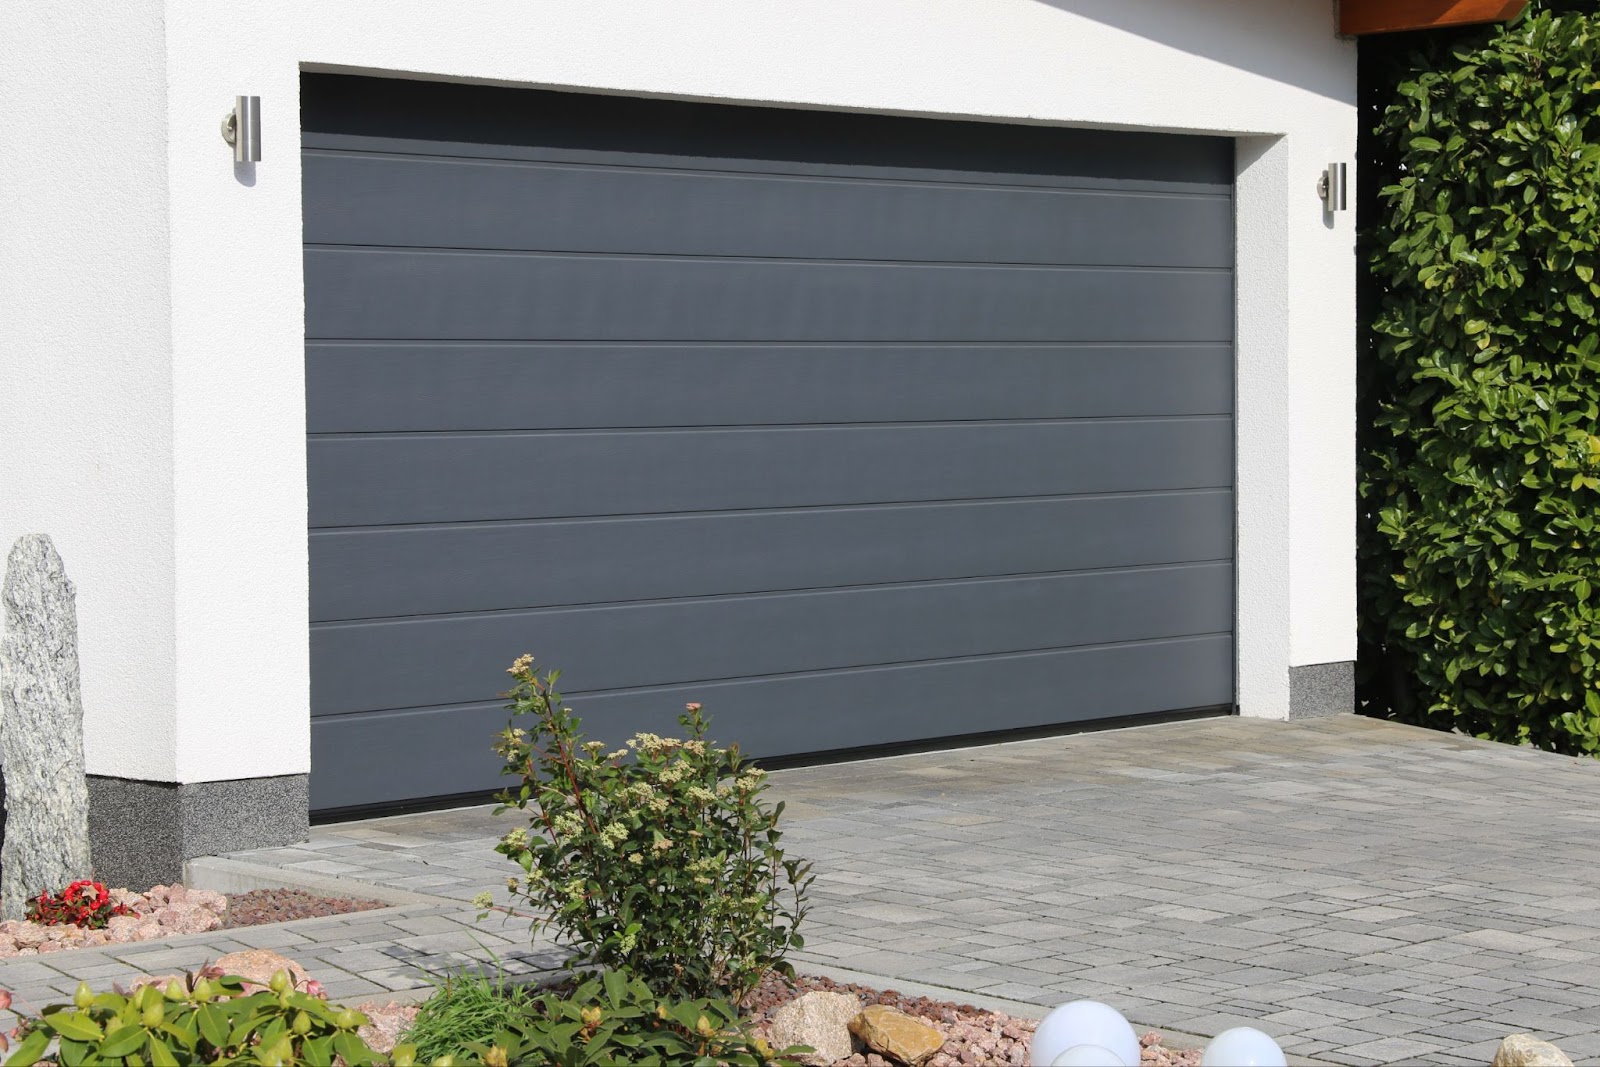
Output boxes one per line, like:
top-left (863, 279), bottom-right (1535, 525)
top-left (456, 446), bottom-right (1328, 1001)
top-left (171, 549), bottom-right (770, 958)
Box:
top-left (302, 73), bottom-right (1236, 813)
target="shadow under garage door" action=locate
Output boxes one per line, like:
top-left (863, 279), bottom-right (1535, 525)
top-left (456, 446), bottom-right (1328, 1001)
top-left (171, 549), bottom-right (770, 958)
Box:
top-left (302, 73), bottom-right (1237, 813)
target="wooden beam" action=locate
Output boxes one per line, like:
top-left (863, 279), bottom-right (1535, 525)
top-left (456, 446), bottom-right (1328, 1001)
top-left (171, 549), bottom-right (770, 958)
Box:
top-left (1340, 0), bottom-right (1528, 36)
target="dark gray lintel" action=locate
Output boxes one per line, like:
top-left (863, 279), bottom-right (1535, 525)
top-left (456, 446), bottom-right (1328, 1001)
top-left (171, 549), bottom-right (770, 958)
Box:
top-left (87, 775), bottom-right (308, 891)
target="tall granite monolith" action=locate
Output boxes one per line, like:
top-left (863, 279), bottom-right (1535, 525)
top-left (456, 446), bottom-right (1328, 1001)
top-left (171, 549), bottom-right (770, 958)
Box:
top-left (0, 535), bottom-right (92, 919)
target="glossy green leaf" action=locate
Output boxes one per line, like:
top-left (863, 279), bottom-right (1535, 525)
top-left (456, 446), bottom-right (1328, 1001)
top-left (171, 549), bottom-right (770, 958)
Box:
top-left (1361, 3), bottom-right (1600, 759)
top-left (42, 1011), bottom-right (104, 1043)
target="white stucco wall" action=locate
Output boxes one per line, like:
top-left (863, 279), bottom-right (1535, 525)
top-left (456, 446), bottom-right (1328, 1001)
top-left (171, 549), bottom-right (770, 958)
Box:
top-left (0, 1), bottom-right (178, 781)
top-left (5, 0), bottom-right (1358, 784)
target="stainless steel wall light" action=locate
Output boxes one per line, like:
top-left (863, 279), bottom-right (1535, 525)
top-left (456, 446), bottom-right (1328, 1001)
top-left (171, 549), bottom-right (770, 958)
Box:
top-left (1318, 162), bottom-right (1347, 213)
top-left (221, 96), bottom-right (261, 163)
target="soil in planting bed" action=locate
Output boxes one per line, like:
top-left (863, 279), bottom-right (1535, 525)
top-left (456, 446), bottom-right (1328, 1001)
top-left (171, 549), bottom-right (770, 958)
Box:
top-left (222, 888), bottom-right (388, 928)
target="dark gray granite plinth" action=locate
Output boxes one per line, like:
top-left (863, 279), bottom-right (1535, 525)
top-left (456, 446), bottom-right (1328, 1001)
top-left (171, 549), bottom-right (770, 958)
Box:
top-left (87, 775), bottom-right (308, 890)
top-left (1288, 660), bottom-right (1355, 720)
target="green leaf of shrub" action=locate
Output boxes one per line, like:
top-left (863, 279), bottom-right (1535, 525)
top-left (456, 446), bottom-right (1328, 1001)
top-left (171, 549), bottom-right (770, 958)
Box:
top-left (42, 1011), bottom-right (103, 1043)
top-left (98, 1024), bottom-right (149, 1057)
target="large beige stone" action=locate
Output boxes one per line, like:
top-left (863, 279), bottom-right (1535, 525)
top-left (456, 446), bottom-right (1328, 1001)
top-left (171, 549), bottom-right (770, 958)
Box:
top-left (848, 1004), bottom-right (945, 1067)
top-left (209, 949), bottom-right (313, 992)
top-left (769, 991), bottom-right (863, 1066)
top-left (1492, 1034), bottom-right (1574, 1067)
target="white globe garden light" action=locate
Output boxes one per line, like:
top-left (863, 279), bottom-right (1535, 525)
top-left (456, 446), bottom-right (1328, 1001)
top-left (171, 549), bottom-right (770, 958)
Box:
top-left (1052, 1045), bottom-right (1129, 1067)
top-left (1030, 1001), bottom-right (1140, 1067)
top-left (1200, 1027), bottom-right (1287, 1067)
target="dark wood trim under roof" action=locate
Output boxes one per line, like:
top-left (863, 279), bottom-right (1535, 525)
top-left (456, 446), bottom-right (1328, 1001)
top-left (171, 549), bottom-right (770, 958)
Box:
top-left (1340, 0), bottom-right (1529, 36)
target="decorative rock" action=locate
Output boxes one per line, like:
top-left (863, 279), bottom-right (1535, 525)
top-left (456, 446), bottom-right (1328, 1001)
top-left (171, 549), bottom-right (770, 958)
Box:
top-left (0, 535), bottom-right (93, 920)
top-left (128, 973), bottom-right (185, 993)
top-left (191, 889), bottom-right (226, 912)
top-left (356, 1001), bottom-right (421, 1057)
top-left (1493, 1034), bottom-right (1574, 1067)
top-left (770, 990), bottom-right (864, 1066)
top-left (850, 1004), bottom-right (946, 1067)
top-left (10, 923), bottom-right (47, 947)
top-left (210, 949), bottom-right (313, 992)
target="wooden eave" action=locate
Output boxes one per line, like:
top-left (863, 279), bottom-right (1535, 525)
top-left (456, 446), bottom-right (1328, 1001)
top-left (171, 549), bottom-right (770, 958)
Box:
top-left (1340, 0), bottom-right (1530, 36)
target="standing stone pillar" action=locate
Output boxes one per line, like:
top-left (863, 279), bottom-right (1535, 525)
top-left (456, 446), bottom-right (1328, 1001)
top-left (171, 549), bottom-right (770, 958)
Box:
top-left (0, 535), bottom-right (92, 919)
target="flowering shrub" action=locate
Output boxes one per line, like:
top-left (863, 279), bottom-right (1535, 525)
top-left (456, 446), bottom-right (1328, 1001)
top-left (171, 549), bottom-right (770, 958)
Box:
top-left (26, 881), bottom-right (131, 929)
top-left (489, 657), bottom-right (813, 1006)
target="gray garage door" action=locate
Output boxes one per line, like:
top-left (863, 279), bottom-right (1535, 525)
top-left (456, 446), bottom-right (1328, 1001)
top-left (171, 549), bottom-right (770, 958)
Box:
top-left (303, 74), bottom-right (1236, 812)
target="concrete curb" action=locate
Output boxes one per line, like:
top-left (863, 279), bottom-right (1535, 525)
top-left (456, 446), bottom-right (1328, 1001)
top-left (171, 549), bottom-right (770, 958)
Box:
top-left (184, 856), bottom-right (464, 908)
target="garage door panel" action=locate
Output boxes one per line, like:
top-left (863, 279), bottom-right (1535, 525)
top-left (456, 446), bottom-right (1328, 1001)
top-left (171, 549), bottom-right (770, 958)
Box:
top-left (304, 133), bottom-right (1234, 199)
top-left (303, 153), bottom-right (1234, 269)
top-left (304, 249), bottom-right (1232, 344)
top-left (309, 633), bottom-right (1234, 811)
top-left (311, 490), bottom-right (1234, 622)
top-left (312, 563), bottom-right (1233, 716)
top-left (309, 417), bottom-right (1233, 527)
top-left (306, 343), bottom-right (1234, 433)
top-left (302, 75), bottom-right (1235, 195)
top-left (303, 74), bottom-right (1237, 811)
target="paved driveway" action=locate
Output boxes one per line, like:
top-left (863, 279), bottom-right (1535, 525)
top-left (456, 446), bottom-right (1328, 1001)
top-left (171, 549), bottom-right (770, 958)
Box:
top-left (12, 714), bottom-right (1592, 1065)
top-left (764, 715), bottom-right (1600, 1066)
top-left (231, 715), bottom-right (1600, 1065)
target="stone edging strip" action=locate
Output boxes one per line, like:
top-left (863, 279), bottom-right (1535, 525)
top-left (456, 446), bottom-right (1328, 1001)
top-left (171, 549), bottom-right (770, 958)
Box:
top-left (183, 856), bottom-right (464, 908)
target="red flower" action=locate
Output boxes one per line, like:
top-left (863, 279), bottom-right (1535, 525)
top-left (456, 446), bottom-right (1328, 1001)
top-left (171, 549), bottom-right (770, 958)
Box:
top-left (25, 880), bottom-right (123, 929)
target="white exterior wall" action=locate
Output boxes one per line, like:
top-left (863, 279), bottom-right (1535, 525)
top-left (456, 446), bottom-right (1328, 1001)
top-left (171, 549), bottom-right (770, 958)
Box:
top-left (4, 0), bottom-right (1358, 785)
top-left (0, 0), bottom-right (178, 781)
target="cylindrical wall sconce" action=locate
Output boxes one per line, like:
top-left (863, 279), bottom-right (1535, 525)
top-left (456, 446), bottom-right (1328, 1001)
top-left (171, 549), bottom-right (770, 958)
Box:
top-left (1319, 162), bottom-right (1347, 213)
top-left (221, 96), bottom-right (262, 163)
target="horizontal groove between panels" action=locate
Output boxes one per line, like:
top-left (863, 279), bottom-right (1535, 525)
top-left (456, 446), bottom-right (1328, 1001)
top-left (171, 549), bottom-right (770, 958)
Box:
top-left (304, 339), bottom-right (1236, 350)
top-left (302, 146), bottom-right (1236, 201)
top-left (308, 485), bottom-right (1236, 533)
top-left (306, 412), bottom-right (1235, 440)
top-left (306, 336), bottom-right (1235, 345)
top-left (310, 558), bottom-right (1236, 627)
top-left (310, 631), bottom-right (1235, 719)
top-left (305, 243), bottom-right (1235, 273)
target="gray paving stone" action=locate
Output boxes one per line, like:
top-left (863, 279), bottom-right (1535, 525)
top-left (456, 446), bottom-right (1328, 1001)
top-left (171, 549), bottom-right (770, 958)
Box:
top-left (1334, 1035), bottom-right (1448, 1063)
top-left (174, 715), bottom-right (1600, 1061)
top-left (224, 926), bottom-right (313, 949)
top-left (1297, 1023), bottom-right (1394, 1047)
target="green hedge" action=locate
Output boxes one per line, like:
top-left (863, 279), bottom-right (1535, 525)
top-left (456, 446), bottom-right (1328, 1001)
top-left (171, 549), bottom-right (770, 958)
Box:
top-left (1359, 5), bottom-right (1600, 752)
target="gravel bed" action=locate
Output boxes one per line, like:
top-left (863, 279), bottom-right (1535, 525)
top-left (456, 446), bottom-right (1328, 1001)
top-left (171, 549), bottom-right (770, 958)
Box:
top-left (746, 973), bottom-right (1201, 1067)
top-left (0, 886), bottom-right (391, 958)
top-left (222, 888), bottom-right (388, 928)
